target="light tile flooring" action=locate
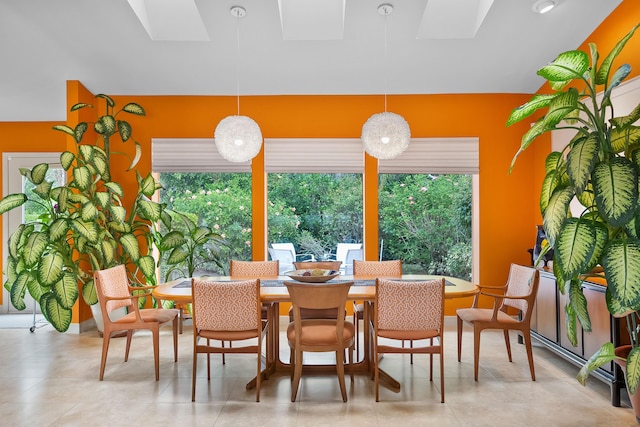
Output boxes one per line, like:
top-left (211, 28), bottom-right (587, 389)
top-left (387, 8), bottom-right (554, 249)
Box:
top-left (0, 315), bottom-right (636, 426)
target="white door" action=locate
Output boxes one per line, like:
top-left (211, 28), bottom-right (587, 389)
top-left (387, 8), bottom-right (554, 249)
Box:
top-left (2, 153), bottom-right (63, 314)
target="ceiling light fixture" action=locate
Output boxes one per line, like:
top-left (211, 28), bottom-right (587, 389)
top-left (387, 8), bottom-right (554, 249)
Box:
top-left (214, 6), bottom-right (263, 163)
top-left (532, 0), bottom-right (556, 14)
top-left (361, 3), bottom-right (410, 160)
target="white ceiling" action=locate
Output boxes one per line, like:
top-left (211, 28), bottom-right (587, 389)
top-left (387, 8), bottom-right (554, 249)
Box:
top-left (0, 0), bottom-right (623, 122)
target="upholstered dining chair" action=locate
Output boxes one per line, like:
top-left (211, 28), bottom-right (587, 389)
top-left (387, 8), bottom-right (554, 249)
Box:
top-left (456, 263), bottom-right (540, 381)
top-left (191, 278), bottom-right (268, 402)
top-left (370, 278), bottom-right (445, 402)
top-left (352, 260), bottom-right (402, 358)
top-left (285, 280), bottom-right (355, 402)
top-left (94, 265), bottom-right (179, 381)
top-left (218, 260), bottom-right (277, 365)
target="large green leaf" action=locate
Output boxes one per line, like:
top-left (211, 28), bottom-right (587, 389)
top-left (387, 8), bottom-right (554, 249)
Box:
top-left (592, 157), bottom-right (638, 227)
top-left (104, 182), bottom-right (124, 197)
top-left (610, 126), bottom-right (640, 153)
top-left (193, 227), bottom-right (212, 245)
top-left (138, 200), bottom-right (162, 221)
top-left (567, 134), bottom-right (598, 195)
top-left (122, 102), bottom-right (145, 116)
top-left (38, 252), bottom-right (65, 286)
top-left (109, 205), bottom-right (126, 223)
top-left (95, 115), bottom-right (116, 136)
top-left (10, 272), bottom-right (29, 311)
top-left (160, 230), bottom-right (186, 250)
top-left (167, 247), bottom-right (188, 265)
top-left (60, 151), bottom-right (75, 170)
top-left (56, 186), bottom-right (69, 212)
top-left (628, 347), bottom-right (640, 395)
top-left (120, 233), bottom-right (140, 262)
top-left (23, 232), bottom-right (48, 267)
top-left (52, 124), bottom-right (75, 138)
top-left (92, 151), bottom-right (108, 177)
top-left (118, 120), bottom-right (132, 142)
top-left (70, 219), bottom-right (99, 243)
top-left (82, 279), bottom-right (98, 305)
top-left (577, 342), bottom-right (616, 385)
top-left (138, 255), bottom-right (156, 282)
top-left (0, 193), bottom-right (27, 214)
top-left (140, 173), bottom-right (158, 197)
top-left (595, 23), bottom-right (640, 85)
top-left (555, 218), bottom-right (596, 279)
top-left (506, 94), bottom-right (556, 127)
top-left (584, 220), bottom-right (608, 271)
top-left (52, 271), bottom-right (79, 310)
top-left (79, 144), bottom-right (94, 162)
top-left (94, 191), bottom-right (110, 208)
top-left (25, 272), bottom-right (44, 303)
top-left (72, 166), bottom-right (92, 191)
top-left (8, 224), bottom-right (26, 258)
top-left (40, 293), bottom-right (72, 332)
top-left (602, 239), bottom-right (640, 309)
top-left (48, 218), bottom-right (69, 242)
top-left (564, 302), bottom-right (578, 347)
top-left (81, 201), bottom-right (98, 221)
top-left (30, 163), bottom-right (49, 185)
top-left (568, 278), bottom-right (591, 332)
top-left (542, 187), bottom-right (574, 246)
top-left (33, 180), bottom-right (52, 200)
top-left (101, 239), bottom-right (116, 266)
top-left (74, 122), bottom-right (88, 143)
top-left (538, 50), bottom-right (590, 82)
top-left (542, 88), bottom-right (579, 129)
top-left (509, 118), bottom-right (547, 172)
top-left (611, 103), bottom-right (640, 129)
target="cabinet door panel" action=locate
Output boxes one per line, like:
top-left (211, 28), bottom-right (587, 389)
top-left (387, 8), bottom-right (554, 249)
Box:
top-left (582, 286), bottom-right (613, 374)
top-left (535, 273), bottom-right (558, 342)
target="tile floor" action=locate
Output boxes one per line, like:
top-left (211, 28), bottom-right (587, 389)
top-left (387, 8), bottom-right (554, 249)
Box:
top-left (0, 315), bottom-right (636, 426)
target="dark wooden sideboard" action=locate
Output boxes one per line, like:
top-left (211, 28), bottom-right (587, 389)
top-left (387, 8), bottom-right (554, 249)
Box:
top-left (525, 266), bottom-right (626, 406)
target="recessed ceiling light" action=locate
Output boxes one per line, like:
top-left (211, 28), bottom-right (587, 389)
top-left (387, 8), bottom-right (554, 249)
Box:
top-left (532, 0), bottom-right (556, 14)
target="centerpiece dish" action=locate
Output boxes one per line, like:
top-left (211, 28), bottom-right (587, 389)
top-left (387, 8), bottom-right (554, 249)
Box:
top-left (284, 269), bottom-right (340, 283)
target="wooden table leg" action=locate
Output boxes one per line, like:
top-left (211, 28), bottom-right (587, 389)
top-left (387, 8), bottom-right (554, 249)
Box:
top-left (247, 302), bottom-right (279, 390)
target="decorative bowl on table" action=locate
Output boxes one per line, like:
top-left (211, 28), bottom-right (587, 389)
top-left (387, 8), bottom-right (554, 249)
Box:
top-left (284, 269), bottom-right (340, 283)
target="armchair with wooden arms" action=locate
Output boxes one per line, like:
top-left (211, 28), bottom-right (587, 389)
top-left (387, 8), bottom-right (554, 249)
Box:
top-left (456, 263), bottom-right (540, 381)
top-left (94, 265), bottom-right (179, 381)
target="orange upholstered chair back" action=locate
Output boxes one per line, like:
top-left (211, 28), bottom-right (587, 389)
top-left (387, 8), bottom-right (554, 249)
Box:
top-left (376, 278), bottom-right (444, 331)
top-left (94, 265), bottom-right (131, 314)
top-left (229, 260), bottom-right (279, 277)
top-left (353, 260), bottom-right (402, 277)
top-left (191, 278), bottom-right (260, 331)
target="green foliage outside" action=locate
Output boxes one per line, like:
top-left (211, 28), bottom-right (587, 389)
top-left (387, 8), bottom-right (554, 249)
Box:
top-left (159, 172), bottom-right (472, 280)
top-left (379, 174), bottom-right (472, 279)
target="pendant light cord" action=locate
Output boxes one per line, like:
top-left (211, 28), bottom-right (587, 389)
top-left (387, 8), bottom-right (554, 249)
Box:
top-left (236, 14), bottom-right (241, 116)
top-left (384, 11), bottom-right (388, 113)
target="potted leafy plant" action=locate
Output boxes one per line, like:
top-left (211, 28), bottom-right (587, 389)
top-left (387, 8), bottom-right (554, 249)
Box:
top-left (0, 94), bottom-right (164, 332)
top-left (153, 210), bottom-right (228, 281)
top-left (507, 23), bottom-right (640, 418)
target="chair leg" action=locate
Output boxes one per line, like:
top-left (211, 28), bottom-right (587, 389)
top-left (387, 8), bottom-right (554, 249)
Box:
top-left (207, 339), bottom-right (211, 380)
top-left (192, 337), bottom-right (198, 401)
top-left (353, 308), bottom-right (359, 357)
top-left (429, 338), bottom-right (433, 381)
top-left (221, 340), bottom-right (225, 365)
top-left (504, 329), bottom-right (513, 362)
top-left (99, 332), bottom-right (111, 381)
top-left (522, 330), bottom-right (536, 381)
top-left (172, 317), bottom-right (178, 363)
top-left (410, 340), bottom-right (414, 364)
top-left (124, 330), bottom-right (133, 362)
top-left (290, 347), bottom-right (295, 381)
top-left (348, 344), bottom-right (354, 383)
top-left (374, 337), bottom-right (380, 402)
top-left (291, 349), bottom-right (303, 402)
top-left (440, 348), bottom-right (445, 403)
top-left (457, 315), bottom-right (463, 362)
top-left (256, 341), bottom-right (262, 402)
top-left (336, 349), bottom-right (348, 402)
top-left (152, 327), bottom-right (160, 381)
top-left (473, 327), bottom-right (481, 381)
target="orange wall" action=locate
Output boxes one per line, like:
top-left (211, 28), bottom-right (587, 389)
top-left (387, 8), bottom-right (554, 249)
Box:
top-left (1, 1), bottom-right (638, 321)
